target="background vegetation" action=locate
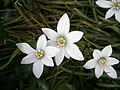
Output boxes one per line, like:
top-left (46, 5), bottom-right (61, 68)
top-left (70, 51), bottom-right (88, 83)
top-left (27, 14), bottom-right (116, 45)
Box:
top-left (0, 0), bottom-right (120, 90)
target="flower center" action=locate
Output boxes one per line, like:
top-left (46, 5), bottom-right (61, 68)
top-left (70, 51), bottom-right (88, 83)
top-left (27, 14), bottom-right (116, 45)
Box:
top-left (114, 2), bottom-right (119, 8)
top-left (98, 58), bottom-right (107, 67)
top-left (57, 38), bottom-right (66, 46)
top-left (36, 50), bottom-right (44, 58)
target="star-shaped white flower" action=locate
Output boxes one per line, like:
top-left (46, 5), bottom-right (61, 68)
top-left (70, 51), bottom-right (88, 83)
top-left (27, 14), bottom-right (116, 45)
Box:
top-left (96, 0), bottom-right (120, 22)
top-left (42, 13), bottom-right (84, 66)
top-left (83, 45), bottom-right (119, 78)
top-left (16, 34), bottom-right (59, 78)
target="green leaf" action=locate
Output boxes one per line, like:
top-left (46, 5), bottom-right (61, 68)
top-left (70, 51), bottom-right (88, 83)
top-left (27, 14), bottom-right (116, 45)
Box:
top-left (0, 48), bottom-right (20, 71)
top-left (56, 83), bottom-right (74, 90)
top-left (97, 83), bottom-right (120, 88)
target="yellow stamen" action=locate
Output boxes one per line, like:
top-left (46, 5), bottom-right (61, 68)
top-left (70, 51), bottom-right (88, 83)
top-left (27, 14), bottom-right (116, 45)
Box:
top-left (114, 2), bottom-right (119, 7)
top-left (57, 38), bottom-right (66, 46)
top-left (36, 50), bottom-right (44, 58)
top-left (98, 58), bottom-right (107, 67)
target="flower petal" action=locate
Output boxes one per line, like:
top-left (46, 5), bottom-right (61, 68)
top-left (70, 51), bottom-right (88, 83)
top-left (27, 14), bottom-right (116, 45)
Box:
top-left (66, 44), bottom-right (84, 61)
top-left (16, 43), bottom-right (35, 54)
top-left (105, 8), bottom-right (116, 19)
top-left (83, 59), bottom-right (97, 69)
top-left (57, 13), bottom-right (70, 35)
top-left (96, 0), bottom-right (113, 8)
top-left (41, 55), bottom-right (54, 67)
top-left (45, 46), bottom-right (60, 57)
top-left (93, 49), bottom-right (102, 60)
top-left (37, 34), bottom-right (47, 50)
top-left (55, 49), bottom-right (65, 66)
top-left (21, 53), bottom-right (38, 64)
top-left (47, 40), bottom-right (58, 47)
top-left (115, 9), bottom-right (120, 22)
top-left (95, 64), bottom-right (103, 78)
top-left (104, 65), bottom-right (117, 78)
top-left (64, 49), bottom-right (70, 59)
top-left (102, 45), bottom-right (112, 57)
top-left (106, 57), bottom-right (119, 65)
top-left (33, 60), bottom-right (44, 78)
top-left (42, 28), bottom-right (59, 41)
top-left (65, 31), bottom-right (84, 43)
top-left (111, 0), bottom-right (116, 2)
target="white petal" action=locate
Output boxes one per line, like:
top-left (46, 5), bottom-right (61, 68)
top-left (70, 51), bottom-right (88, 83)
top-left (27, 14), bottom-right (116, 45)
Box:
top-left (65, 31), bottom-right (84, 43)
top-left (45, 46), bottom-right (60, 57)
top-left (96, 1), bottom-right (113, 8)
top-left (64, 49), bottom-right (70, 59)
top-left (95, 64), bottom-right (103, 78)
top-left (41, 55), bottom-right (54, 67)
top-left (37, 34), bottom-right (47, 50)
top-left (21, 53), bottom-right (38, 64)
top-left (104, 65), bottom-right (117, 78)
top-left (66, 44), bottom-right (84, 61)
top-left (105, 8), bottom-right (116, 19)
top-left (16, 43), bottom-right (35, 54)
top-left (93, 49), bottom-right (102, 60)
top-left (48, 40), bottom-right (57, 46)
top-left (42, 28), bottom-right (59, 41)
top-left (83, 59), bottom-right (97, 69)
top-left (115, 10), bottom-right (120, 22)
top-left (33, 60), bottom-right (44, 78)
top-left (47, 40), bottom-right (58, 47)
top-left (114, 0), bottom-right (118, 2)
top-left (111, 0), bottom-right (117, 2)
top-left (106, 57), bottom-right (119, 65)
top-left (57, 13), bottom-right (70, 35)
top-left (102, 45), bottom-right (112, 57)
top-left (55, 49), bottom-right (65, 66)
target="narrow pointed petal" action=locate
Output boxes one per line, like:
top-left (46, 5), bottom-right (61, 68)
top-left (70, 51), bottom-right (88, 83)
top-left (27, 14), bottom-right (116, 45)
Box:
top-left (93, 49), bottom-right (102, 60)
top-left (96, 1), bottom-right (113, 8)
top-left (106, 57), bottom-right (119, 65)
top-left (21, 53), bottom-right (38, 64)
top-left (55, 49), bottom-right (64, 66)
top-left (65, 31), bottom-right (84, 43)
top-left (64, 49), bottom-right (70, 59)
top-left (33, 60), bottom-right (44, 78)
top-left (16, 43), bottom-right (35, 54)
top-left (104, 66), bottom-right (117, 78)
top-left (83, 59), bottom-right (97, 69)
top-left (111, 0), bottom-right (116, 2)
top-left (47, 40), bottom-right (58, 47)
top-left (115, 10), bottom-right (120, 22)
top-left (66, 44), bottom-right (84, 61)
top-left (41, 55), bottom-right (54, 67)
top-left (105, 8), bottom-right (116, 19)
top-left (102, 45), bottom-right (112, 57)
top-left (37, 34), bottom-right (47, 50)
top-left (95, 64), bottom-right (103, 78)
top-left (45, 46), bottom-right (60, 57)
top-left (42, 28), bottom-right (59, 40)
top-left (57, 13), bottom-right (70, 35)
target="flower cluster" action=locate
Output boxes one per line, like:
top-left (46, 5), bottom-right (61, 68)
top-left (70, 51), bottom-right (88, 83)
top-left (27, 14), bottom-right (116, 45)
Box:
top-left (16, 13), bottom-right (119, 79)
top-left (16, 13), bottom-right (84, 78)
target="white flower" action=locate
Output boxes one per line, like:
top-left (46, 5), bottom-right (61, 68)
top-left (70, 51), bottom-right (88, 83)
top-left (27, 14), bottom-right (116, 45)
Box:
top-left (16, 34), bottom-right (59, 78)
top-left (83, 45), bottom-right (119, 78)
top-left (42, 13), bottom-right (84, 66)
top-left (96, 0), bottom-right (120, 22)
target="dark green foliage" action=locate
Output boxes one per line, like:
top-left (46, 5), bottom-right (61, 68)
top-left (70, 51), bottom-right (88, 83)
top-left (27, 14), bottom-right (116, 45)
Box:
top-left (0, 0), bottom-right (120, 90)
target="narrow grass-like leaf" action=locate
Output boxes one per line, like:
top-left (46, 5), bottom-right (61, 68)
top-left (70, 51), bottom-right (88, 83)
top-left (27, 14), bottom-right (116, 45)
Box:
top-left (0, 48), bottom-right (20, 71)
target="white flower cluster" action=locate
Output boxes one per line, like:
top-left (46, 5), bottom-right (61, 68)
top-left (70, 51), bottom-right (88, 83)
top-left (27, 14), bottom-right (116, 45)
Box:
top-left (16, 13), bottom-right (119, 79)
